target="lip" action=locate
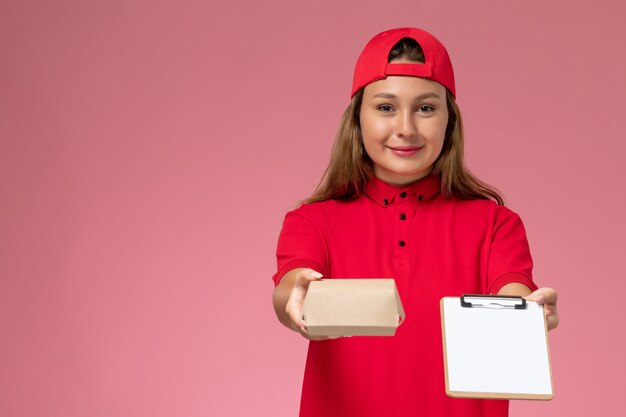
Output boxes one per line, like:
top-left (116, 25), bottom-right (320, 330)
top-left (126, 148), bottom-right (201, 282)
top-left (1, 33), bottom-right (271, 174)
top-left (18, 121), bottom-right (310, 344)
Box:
top-left (388, 145), bottom-right (423, 156)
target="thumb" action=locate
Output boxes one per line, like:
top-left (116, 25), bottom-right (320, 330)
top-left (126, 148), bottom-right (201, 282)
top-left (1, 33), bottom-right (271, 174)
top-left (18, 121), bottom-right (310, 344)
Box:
top-left (296, 269), bottom-right (323, 288)
top-left (526, 287), bottom-right (557, 306)
top-left (526, 292), bottom-right (545, 304)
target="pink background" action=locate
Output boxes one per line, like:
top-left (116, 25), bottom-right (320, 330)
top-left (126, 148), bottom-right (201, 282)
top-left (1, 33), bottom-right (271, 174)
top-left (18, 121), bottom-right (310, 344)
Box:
top-left (1, 0), bottom-right (625, 416)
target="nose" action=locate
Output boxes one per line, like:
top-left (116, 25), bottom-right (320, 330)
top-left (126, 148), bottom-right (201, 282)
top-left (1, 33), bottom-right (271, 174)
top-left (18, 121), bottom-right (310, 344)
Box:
top-left (396, 109), bottom-right (417, 139)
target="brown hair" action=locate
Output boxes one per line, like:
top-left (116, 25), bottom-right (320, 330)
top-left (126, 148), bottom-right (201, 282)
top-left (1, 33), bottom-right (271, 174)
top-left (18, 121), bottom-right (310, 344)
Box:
top-left (305, 38), bottom-right (504, 205)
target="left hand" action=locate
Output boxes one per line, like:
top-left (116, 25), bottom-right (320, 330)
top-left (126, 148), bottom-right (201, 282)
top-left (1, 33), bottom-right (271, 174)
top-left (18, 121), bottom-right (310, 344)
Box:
top-left (525, 287), bottom-right (559, 331)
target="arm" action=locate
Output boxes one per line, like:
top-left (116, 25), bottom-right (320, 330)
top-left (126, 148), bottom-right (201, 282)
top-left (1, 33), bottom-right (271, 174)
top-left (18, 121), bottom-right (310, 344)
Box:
top-left (498, 283), bottom-right (559, 331)
top-left (272, 268), bottom-right (329, 340)
top-left (272, 206), bottom-right (331, 339)
top-left (488, 209), bottom-right (558, 330)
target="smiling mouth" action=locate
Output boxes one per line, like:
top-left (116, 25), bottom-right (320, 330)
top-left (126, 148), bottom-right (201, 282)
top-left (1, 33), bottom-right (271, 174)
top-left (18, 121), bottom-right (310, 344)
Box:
top-left (388, 146), bottom-right (423, 156)
top-left (389, 146), bottom-right (422, 151)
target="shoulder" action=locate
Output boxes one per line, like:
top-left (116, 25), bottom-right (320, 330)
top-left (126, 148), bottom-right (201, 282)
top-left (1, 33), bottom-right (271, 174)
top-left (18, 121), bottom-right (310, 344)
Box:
top-left (287, 197), bottom-right (363, 217)
top-left (282, 198), bottom-right (341, 224)
top-left (441, 196), bottom-right (515, 214)
top-left (282, 197), bottom-right (367, 231)
top-left (437, 197), bottom-right (524, 227)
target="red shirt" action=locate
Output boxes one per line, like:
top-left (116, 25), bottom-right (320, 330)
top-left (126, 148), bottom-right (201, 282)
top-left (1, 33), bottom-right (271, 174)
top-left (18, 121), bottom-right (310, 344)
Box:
top-left (273, 174), bottom-right (537, 417)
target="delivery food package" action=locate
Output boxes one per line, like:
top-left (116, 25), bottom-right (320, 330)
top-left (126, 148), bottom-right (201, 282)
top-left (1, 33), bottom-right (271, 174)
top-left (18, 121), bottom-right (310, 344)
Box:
top-left (302, 279), bottom-right (405, 337)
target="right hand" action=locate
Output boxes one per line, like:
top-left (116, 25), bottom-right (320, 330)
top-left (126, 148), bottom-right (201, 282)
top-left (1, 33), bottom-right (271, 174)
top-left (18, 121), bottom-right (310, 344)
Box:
top-left (285, 268), bottom-right (327, 340)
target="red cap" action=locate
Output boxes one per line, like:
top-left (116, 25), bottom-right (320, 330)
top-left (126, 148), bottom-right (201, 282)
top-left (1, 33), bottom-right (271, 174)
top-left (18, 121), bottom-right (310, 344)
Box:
top-left (351, 27), bottom-right (456, 98)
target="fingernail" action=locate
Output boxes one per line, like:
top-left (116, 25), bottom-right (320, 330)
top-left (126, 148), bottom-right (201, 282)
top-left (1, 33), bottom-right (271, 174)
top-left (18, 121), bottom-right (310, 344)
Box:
top-left (311, 271), bottom-right (323, 278)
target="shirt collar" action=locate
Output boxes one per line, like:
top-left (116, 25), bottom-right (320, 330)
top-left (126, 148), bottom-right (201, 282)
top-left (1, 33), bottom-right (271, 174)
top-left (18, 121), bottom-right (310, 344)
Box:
top-left (364, 174), bottom-right (441, 207)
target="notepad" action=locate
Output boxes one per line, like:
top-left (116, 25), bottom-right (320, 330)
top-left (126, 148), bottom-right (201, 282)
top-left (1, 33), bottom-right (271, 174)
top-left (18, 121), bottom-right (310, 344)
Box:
top-left (440, 295), bottom-right (554, 400)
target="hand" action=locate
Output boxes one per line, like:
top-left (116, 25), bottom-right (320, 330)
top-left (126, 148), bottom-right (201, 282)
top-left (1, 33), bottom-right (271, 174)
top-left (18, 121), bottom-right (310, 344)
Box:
top-left (525, 287), bottom-right (559, 331)
top-left (284, 268), bottom-right (332, 340)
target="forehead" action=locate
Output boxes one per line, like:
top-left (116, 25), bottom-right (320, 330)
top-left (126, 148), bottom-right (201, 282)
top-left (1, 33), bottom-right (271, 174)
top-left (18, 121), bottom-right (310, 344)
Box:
top-left (363, 76), bottom-right (446, 99)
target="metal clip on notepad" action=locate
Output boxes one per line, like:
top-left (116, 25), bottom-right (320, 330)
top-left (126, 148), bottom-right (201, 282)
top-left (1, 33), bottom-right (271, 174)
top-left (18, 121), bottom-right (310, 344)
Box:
top-left (460, 294), bottom-right (527, 310)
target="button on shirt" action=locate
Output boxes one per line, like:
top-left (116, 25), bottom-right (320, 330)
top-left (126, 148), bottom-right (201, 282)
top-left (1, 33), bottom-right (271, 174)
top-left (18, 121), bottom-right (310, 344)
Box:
top-left (273, 174), bottom-right (537, 417)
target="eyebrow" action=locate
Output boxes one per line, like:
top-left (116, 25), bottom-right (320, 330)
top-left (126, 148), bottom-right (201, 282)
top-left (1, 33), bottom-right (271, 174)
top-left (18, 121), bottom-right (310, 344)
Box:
top-left (373, 92), bottom-right (441, 100)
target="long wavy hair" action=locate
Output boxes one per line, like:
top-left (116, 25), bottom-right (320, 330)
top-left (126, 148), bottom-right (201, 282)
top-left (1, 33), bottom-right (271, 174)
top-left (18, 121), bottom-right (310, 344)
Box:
top-left (305, 38), bottom-right (504, 205)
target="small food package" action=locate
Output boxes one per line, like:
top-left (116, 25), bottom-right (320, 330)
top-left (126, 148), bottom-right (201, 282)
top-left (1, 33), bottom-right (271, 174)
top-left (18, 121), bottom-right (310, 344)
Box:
top-left (302, 279), bottom-right (405, 337)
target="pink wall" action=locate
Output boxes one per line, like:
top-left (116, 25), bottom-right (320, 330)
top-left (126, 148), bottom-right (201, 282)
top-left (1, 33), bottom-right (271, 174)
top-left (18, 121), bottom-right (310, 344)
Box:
top-left (1, 0), bottom-right (625, 416)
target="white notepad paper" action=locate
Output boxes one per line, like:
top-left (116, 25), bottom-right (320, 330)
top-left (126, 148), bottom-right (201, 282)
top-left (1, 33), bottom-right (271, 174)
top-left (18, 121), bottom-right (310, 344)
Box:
top-left (440, 296), bottom-right (553, 400)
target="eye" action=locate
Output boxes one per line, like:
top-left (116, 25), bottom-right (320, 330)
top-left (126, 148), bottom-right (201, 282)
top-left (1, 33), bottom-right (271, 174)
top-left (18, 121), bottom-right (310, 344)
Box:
top-left (418, 105), bottom-right (434, 113)
top-left (377, 104), bottom-right (394, 112)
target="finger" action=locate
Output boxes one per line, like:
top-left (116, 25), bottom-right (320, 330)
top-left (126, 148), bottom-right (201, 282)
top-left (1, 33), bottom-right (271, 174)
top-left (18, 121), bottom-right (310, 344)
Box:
top-left (524, 288), bottom-right (543, 302)
top-left (289, 270), bottom-right (323, 323)
top-left (287, 270), bottom-right (325, 335)
top-left (526, 287), bottom-right (557, 306)
top-left (524, 293), bottom-right (545, 305)
top-left (538, 288), bottom-right (556, 302)
top-left (295, 270), bottom-right (323, 289)
top-left (541, 288), bottom-right (557, 303)
top-left (546, 313), bottom-right (559, 331)
top-left (542, 302), bottom-right (559, 330)
top-left (285, 290), bottom-right (305, 324)
top-left (286, 287), bottom-right (314, 331)
top-left (285, 297), bottom-right (305, 329)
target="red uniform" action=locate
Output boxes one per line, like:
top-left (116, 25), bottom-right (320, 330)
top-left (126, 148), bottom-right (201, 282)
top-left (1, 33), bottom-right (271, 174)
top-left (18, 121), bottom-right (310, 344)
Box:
top-left (273, 174), bottom-right (537, 417)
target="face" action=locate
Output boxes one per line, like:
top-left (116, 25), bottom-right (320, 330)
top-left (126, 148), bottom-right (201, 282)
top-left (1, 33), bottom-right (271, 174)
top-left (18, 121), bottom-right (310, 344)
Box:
top-left (359, 74), bottom-right (448, 186)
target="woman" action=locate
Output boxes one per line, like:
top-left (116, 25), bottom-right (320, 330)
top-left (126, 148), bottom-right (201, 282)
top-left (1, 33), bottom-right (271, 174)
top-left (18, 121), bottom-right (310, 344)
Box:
top-left (272, 27), bottom-right (558, 417)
